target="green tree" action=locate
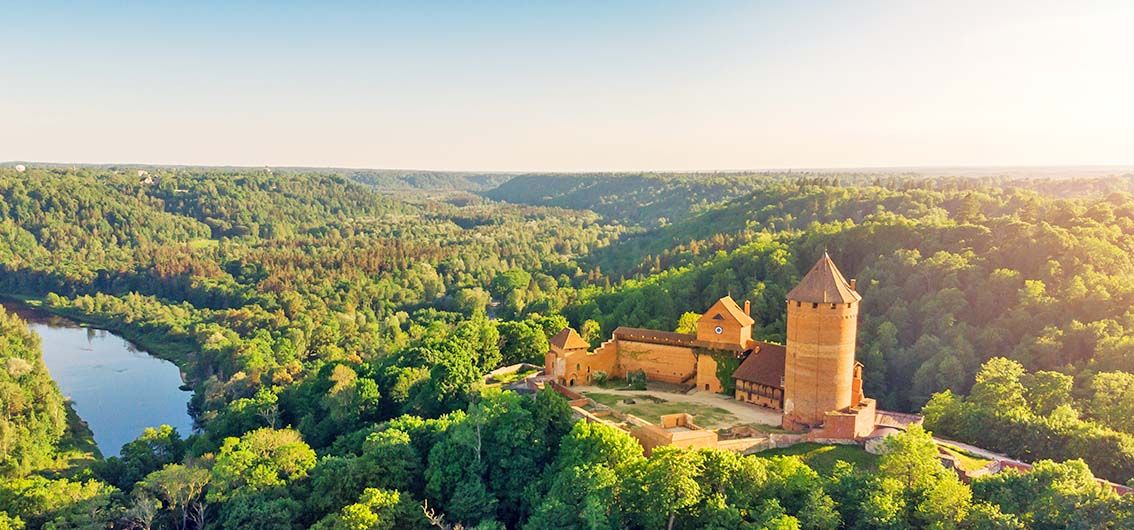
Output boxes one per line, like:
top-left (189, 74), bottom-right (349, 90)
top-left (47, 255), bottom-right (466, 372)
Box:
top-left (311, 488), bottom-right (428, 530)
top-left (972, 459), bottom-right (1119, 529)
top-left (1022, 370), bottom-right (1074, 417)
top-left (453, 316), bottom-right (502, 373)
top-left (0, 307), bottom-right (66, 477)
top-left (797, 489), bottom-right (840, 530)
top-left (623, 447), bottom-right (702, 530)
top-left (425, 390), bottom-right (553, 527)
top-left (1088, 371), bottom-right (1134, 433)
top-left (216, 493), bottom-right (302, 530)
top-left (308, 429), bottom-right (422, 518)
top-left (0, 512), bottom-right (24, 530)
top-left (531, 314), bottom-right (570, 340)
top-left (675, 312), bottom-right (700, 334)
top-left (526, 464), bottom-right (619, 530)
top-left (96, 424), bottom-right (186, 489)
top-left (969, 358), bottom-right (1027, 412)
top-left (136, 464), bottom-right (210, 530)
top-left (580, 319), bottom-right (602, 345)
top-left (962, 503), bottom-right (1025, 530)
top-left (497, 320), bottom-right (549, 366)
top-left (0, 476), bottom-right (119, 530)
top-left (878, 425), bottom-right (972, 528)
top-left (553, 421), bottom-right (643, 473)
top-left (454, 287), bottom-right (491, 316)
top-left (490, 270), bottom-right (532, 312)
top-left (208, 428), bottom-right (316, 502)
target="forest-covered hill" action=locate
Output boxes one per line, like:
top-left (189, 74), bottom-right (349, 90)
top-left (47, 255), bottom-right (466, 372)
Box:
top-left (345, 169), bottom-right (512, 191)
top-left (483, 172), bottom-right (809, 228)
top-left (3, 167), bottom-right (1134, 529)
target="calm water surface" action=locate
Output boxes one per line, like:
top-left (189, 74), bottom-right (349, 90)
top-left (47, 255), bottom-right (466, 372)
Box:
top-left (2, 300), bottom-right (194, 457)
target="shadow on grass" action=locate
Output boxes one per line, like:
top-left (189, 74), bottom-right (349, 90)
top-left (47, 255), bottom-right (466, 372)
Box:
top-left (40, 401), bottom-right (102, 479)
top-left (752, 442), bottom-right (880, 474)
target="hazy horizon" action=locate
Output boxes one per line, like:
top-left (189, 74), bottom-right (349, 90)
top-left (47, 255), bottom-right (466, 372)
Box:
top-left (7, 161), bottom-right (1134, 178)
top-left (3, 1), bottom-right (1133, 171)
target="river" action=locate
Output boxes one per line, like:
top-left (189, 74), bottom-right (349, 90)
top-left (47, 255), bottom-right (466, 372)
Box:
top-left (2, 300), bottom-right (195, 457)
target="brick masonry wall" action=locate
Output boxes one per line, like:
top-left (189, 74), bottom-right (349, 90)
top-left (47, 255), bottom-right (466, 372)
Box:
top-left (615, 340), bottom-right (698, 384)
top-left (783, 300), bottom-right (858, 427)
top-left (696, 354), bottom-right (724, 392)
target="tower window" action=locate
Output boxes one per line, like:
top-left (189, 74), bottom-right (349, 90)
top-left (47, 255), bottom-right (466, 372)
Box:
top-left (831, 304), bottom-right (837, 309)
top-left (812, 303), bottom-right (818, 309)
top-left (796, 301), bottom-right (801, 307)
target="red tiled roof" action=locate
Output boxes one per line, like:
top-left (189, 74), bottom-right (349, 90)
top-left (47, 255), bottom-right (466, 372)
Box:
top-left (700, 296), bottom-right (755, 326)
top-left (731, 341), bottom-right (786, 388)
top-left (787, 252), bottom-right (862, 304)
top-left (550, 328), bottom-right (590, 350)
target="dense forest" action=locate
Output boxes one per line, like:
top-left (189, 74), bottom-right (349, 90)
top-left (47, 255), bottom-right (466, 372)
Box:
top-left (0, 306), bottom-right (66, 477)
top-left (3, 167), bottom-right (1134, 528)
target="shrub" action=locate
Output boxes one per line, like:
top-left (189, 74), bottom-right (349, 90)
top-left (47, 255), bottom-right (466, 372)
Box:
top-left (627, 370), bottom-right (647, 390)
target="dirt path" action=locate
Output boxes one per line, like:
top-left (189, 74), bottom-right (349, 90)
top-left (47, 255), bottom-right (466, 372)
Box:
top-left (572, 385), bottom-right (783, 427)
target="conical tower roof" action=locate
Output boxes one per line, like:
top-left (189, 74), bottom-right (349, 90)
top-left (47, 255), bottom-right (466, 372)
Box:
top-left (786, 252), bottom-right (862, 304)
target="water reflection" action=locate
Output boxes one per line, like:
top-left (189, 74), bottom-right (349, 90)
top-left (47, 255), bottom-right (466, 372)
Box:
top-left (1, 300), bottom-right (195, 457)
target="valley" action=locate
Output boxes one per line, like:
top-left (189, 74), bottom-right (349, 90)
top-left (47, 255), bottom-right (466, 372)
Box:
top-left (2, 166), bottom-right (1134, 529)
top-left (1, 299), bottom-right (193, 457)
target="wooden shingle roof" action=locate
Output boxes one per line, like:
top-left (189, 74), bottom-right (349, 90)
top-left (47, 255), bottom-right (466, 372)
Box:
top-left (731, 341), bottom-right (786, 388)
top-left (786, 252), bottom-right (862, 304)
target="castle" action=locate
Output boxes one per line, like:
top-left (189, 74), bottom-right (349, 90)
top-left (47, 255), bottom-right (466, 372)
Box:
top-left (545, 252), bottom-right (877, 439)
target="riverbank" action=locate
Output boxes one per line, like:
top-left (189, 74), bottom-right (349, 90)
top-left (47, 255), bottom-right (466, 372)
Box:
top-left (2, 294), bottom-right (199, 458)
top-left (1, 294), bottom-right (199, 389)
top-left (46, 401), bottom-right (103, 476)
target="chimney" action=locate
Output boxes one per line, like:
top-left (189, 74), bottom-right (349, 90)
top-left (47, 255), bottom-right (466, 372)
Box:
top-left (744, 300), bottom-right (751, 316)
top-left (849, 279), bottom-right (857, 291)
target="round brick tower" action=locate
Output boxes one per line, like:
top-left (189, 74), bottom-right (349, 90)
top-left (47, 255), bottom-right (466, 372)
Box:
top-left (782, 252), bottom-right (862, 431)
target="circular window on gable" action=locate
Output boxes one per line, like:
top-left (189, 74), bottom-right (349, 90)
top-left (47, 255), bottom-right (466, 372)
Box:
top-left (714, 326), bottom-right (723, 335)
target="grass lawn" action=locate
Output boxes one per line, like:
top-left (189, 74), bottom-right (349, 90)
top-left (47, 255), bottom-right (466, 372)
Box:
top-left (752, 443), bottom-right (880, 474)
top-left (584, 391), bottom-right (738, 428)
top-left (939, 443), bottom-right (993, 472)
top-left (590, 377), bottom-right (643, 391)
top-left (486, 367), bottom-right (540, 386)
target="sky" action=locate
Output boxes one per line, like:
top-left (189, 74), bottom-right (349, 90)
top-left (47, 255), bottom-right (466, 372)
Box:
top-left (1, 0), bottom-right (1132, 171)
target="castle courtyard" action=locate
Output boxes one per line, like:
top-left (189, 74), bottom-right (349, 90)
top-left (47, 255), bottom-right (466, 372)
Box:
top-left (571, 384), bottom-right (784, 429)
